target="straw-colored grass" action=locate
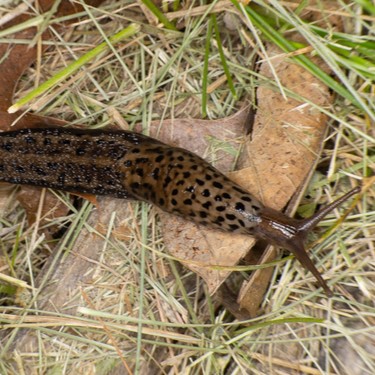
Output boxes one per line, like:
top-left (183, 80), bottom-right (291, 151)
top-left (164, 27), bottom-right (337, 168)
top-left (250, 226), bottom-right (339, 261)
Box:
top-left (0, 1), bottom-right (374, 374)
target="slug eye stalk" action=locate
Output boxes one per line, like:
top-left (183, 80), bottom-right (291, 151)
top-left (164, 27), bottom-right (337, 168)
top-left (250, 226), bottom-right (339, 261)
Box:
top-left (254, 186), bottom-right (360, 296)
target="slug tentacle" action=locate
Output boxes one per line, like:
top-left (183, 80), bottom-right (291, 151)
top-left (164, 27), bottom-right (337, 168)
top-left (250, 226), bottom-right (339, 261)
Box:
top-left (0, 127), bottom-right (360, 295)
top-left (254, 187), bottom-right (360, 296)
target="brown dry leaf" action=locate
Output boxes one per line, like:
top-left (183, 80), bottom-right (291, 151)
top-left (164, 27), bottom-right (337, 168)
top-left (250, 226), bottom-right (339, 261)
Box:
top-left (237, 47), bottom-right (334, 315)
top-left (16, 186), bottom-right (70, 238)
top-left (160, 215), bottom-right (253, 292)
top-left (235, 53), bottom-right (330, 207)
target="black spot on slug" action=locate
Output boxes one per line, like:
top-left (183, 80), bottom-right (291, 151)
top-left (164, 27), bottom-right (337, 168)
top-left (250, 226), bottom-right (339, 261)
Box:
top-left (25, 136), bottom-right (36, 144)
top-left (34, 167), bottom-right (46, 176)
top-left (202, 201), bottom-right (212, 210)
top-left (47, 162), bottom-right (59, 170)
top-left (202, 189), bottom-right (210, 197)
top-left (213, 181), bottom-right (223, 189)
top-left (238, 219), bottom-right (245, 227)
top-left (155, 154), bottom-right (164, 163)
top-left (163, 176), bottom-right (172, 187)
top-left (229, 224), bottom-right (240, 231)
top-left (199, 211), bottom-right (208, 218)
top-left (76, 147), bottom-right (86, 156)
top-left (14, 165), bottom-right (25, 173)
top-left (241, 196), bottom-right (252, 202)
top-left (135, 168), bottom-right (144, 177)
top-left (151, 168), bottom-right (160, 180)
top-left (196, 178), bottom-right (204, 186)
top-left (130, 182), bottom-right (140, 190)
top-left (2, 143), bottom-right (13, 152)
top-left (235, 202), bottom-right (245, 212)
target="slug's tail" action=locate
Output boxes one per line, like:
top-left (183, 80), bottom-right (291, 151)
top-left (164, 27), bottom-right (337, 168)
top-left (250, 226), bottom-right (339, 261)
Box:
top-left (254, 186), bottom-right (360, 296)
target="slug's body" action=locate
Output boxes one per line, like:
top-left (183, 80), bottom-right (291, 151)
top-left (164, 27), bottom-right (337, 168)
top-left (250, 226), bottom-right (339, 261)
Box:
top-left (0, 128), bottom-right (359, 296)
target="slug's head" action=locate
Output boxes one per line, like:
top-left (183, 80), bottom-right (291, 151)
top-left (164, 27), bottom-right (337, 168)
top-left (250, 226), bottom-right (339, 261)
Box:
top-left (253, 187), bottom-right (360, 296)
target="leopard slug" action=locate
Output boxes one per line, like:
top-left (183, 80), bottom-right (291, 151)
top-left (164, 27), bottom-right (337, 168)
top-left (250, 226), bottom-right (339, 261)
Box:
top-left (0, 127), bottom-right (360, 296)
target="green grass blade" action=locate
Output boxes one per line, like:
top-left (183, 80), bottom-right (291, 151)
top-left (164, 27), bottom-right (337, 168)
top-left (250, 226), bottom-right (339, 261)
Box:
top-left (8, 23), bottom-right (140, 114)
top-left (141, 0), bottom-right (177, 31)
top-left (230, 1), bottom-right (374, 116)
top-left (354, 0), bottom-right (375, 15)
top-left (243, 5), bottom-right (362, 108)
top-left (212, 14), bottom-right (237, 99)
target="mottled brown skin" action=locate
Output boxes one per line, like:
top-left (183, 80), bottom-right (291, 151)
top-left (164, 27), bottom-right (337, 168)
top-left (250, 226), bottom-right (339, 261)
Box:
top-left (0, 128), bottom-right (360, 296)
